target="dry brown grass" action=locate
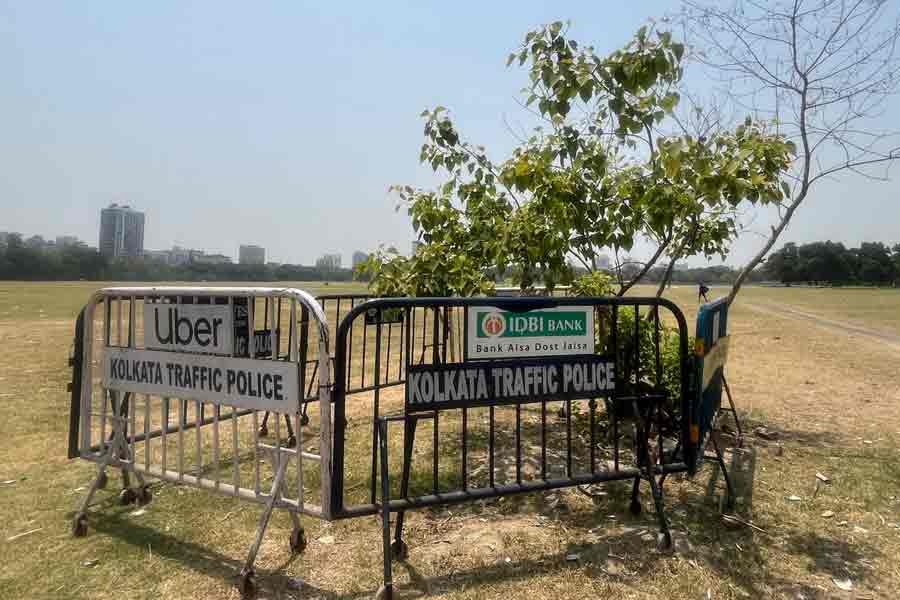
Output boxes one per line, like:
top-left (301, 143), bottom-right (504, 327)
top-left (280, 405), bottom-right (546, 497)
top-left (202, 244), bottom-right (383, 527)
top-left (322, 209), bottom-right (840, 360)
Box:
top-left (1, 282), bottom-right (899, 599)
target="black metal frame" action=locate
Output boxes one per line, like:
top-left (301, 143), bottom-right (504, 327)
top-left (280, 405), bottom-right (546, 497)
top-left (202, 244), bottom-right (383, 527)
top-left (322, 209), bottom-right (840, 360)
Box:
top-left (330, 296), bottom-right (703, 518)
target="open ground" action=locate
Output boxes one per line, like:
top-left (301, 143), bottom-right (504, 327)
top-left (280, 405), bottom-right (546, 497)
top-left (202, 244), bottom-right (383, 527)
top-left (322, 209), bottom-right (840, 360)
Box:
top-left (1, 282), bottom-right (899, 599)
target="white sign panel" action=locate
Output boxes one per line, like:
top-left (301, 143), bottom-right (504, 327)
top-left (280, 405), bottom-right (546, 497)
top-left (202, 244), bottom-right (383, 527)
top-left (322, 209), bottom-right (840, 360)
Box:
top-left (144, 303), bottom-right (233, 355)
top-left (103, 348), bottom-right (299, 413)
top-left (466, 306), bottom-right (595, 360)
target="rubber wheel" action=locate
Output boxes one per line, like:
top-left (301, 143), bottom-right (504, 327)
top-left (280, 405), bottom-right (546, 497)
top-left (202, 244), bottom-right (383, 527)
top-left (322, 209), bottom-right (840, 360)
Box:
top-left (286, 435), bottom-right (297, 449)
top-left (238, 570), bottom-right (256, 598)
top-left (259, 426), bottom-right (268, 437)
top-left (72, 514), bottom-right (88, 537)
top-left (629, 499), bottom-right (642, 516)
top-left (391, 539), bottom-right (409, 561)
top-left (300, 414), bottom-right (310, 427)
top-left (137, 486), bottom-right (152, 506)
top-left (97, 472), bottom-right (108, 490)
top-left (119, 488), bottom-right (137, 505)
top-left (290, 528), bottom-right (307, 554)
top-left (656, 531), bottom-right (673, 552)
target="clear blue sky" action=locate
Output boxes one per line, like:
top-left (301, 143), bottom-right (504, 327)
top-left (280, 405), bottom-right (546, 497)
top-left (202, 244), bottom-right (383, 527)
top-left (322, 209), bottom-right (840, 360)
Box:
top-left (1, 2), bottom-right (897, 266)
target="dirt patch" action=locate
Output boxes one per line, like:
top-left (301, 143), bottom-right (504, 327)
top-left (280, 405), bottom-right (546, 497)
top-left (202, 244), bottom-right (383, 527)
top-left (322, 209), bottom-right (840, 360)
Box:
top-left (745, 303), bottom-right (900, 350)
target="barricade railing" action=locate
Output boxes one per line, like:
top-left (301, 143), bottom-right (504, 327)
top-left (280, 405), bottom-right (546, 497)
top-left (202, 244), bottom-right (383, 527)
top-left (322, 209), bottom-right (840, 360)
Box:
top-left (327, 295), bottom-right (735, 600)
top-left (68, 287), bottom-right (332, 595)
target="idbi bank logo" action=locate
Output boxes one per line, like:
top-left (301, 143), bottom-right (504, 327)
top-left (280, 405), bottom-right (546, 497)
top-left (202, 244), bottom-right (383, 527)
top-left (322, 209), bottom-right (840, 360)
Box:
top-left (476, 310), bottom-right (587, 339)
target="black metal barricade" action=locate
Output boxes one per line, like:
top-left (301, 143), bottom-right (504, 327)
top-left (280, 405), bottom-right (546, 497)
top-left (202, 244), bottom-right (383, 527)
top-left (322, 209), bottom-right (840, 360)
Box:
top-left (329, 296), bottom-right (731, 600)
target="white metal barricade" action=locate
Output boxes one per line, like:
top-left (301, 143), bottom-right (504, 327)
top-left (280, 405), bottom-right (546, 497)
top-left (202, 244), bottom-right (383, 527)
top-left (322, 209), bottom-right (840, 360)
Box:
top-left (70, 287), bottom-right (332, 595)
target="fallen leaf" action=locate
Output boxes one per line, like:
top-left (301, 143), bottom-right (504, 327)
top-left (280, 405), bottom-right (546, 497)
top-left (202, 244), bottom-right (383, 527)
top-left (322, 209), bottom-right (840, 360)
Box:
top-left (565, 554), bottom-right (580, 562)
top-left (82, 559), bottom-right (99, 568)
top-left (815, 472), bottom-right (831, 484)
top-left (317, 535), bottom-right (335, 545)
top-left (786, 495), bottom-right (801, 502)
top-left (821, 511), bottom-right (834, 518)
top-left (832, 577), bottom-right (853, 591)
top-left (129, 508), bottom-right (146, 517)
top-left (1, 480), bottom-right (16, 485)
top-left (853, 526), bottom-right (869, 534)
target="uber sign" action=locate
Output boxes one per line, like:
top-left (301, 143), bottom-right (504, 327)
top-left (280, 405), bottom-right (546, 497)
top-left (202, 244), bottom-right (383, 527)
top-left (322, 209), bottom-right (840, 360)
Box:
top-left (145, 303), bottom-right (234, 355)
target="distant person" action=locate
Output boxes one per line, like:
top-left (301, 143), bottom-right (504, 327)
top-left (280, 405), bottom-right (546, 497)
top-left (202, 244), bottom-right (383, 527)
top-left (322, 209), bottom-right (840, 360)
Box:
top-left (698, 282), bottom-right (710, 303)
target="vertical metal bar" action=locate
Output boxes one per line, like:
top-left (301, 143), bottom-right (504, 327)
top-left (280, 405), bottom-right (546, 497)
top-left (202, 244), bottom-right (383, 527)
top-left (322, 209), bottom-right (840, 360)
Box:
top-left (516, 402), bottom-right (522, 483)
top-left (541, 397), bottom-right (547, 480)
top-left (195, 399), bottom-right (202, 475)
top-left (370, 314), bottom-right (383, 505)
top-left (299, 305), bottom-right (309, 399)
top-left (385, 321), bottom-right (393, 383)
top-left (213, 402), bottom-right (220, 490)
top-left (290, 299), bottom-right (301, 506)
top-left (249, 296), bottom-right (260, 495)
top-left (177, 394), bottom-right (184, 482)
top-left (634, 305), bottom-right (640, 388)
top-left (432, 308), bottom-right (439, 494)
top-left (612, 304), bottom-right (619, 471)
top-left (231, 296), bottom-right (239, 496)
top-left (461, 405), bottom-right (468, 490)
top-left (489, 405), bottom-right (495, 487)
top-left (144, 394), bottom-right (150, 471)
top-left (272, 297), bottom-right (281, 495)
top-left (161, 397), bottom-right (168, 472)
top-left (653, 304), bottom-right (663, 461)
top-left (565, 398), bottom-right (572, 477)
top-left (361, 300), bottom-right (369, 389)
top-left (129, 386), bottom-right (137, 466)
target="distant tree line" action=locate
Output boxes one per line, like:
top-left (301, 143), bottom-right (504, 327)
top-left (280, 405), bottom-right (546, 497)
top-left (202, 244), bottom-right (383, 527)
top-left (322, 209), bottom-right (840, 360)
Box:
top-left (569, 263), bottom-right (768, 287)
top-left (0, 234), bottom-right (358, 282)
top-left (764, 241), bottom-right (899, 286)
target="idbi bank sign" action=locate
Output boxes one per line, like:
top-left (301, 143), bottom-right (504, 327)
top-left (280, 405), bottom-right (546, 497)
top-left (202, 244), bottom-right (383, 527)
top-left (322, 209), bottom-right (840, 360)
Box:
top-left (467, 306), bottom-right (594, 359)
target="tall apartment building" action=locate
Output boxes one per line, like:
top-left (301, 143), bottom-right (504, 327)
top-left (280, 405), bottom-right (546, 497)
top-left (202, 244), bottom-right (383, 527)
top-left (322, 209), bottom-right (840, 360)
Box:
top-left (99, 204), bottom-right (145, 258)
top-left (239, 244), bottom-right (265, 265)
top-left (351, 250), bottom-right (369, 268)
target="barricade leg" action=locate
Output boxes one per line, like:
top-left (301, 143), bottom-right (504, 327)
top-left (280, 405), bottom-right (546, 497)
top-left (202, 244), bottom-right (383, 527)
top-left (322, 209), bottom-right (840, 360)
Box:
top-left (633, 400), bottom-right (672, 551)
top-left (629, 475), bottom-right (642, 515)
top-left (239, 450), bottom-right (290, 597)
top-left (711, 433), bottom-right (736, 511)
top-left (73, 406), bottom-right (130, 537)
top-left (377, 419), bottom-right (394, 600)
top-left (391, 417), bottom-right (418, 560)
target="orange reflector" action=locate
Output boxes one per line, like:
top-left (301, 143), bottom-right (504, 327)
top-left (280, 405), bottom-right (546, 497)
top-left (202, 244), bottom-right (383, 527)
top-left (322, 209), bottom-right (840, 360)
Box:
top-left (690, 424), bottom-right (699, 443)
top-left (695, 338), bottom-right (704, 356)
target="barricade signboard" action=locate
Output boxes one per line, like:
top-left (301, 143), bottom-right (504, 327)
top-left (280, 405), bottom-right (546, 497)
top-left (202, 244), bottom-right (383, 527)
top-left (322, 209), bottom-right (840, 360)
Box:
top-left (465, 305), bottom-right (595, 359)
top-left (688, 296), bottom-right (731, 473)
top-left (406, 355), bottom-right (615, 412)
top-left (102, 347), bottom-right (300, 413)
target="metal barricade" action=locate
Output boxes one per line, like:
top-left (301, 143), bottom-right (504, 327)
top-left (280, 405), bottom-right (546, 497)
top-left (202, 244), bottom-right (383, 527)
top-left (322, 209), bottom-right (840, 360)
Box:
top-left (68, 287), bottom-right (332, 595)
top-left (327, 296), bottom-right (734, 600)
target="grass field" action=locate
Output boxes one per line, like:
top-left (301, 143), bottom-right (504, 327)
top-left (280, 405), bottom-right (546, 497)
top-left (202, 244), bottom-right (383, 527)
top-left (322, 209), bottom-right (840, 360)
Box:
top-left (1, 281), bottom-right (899, 599)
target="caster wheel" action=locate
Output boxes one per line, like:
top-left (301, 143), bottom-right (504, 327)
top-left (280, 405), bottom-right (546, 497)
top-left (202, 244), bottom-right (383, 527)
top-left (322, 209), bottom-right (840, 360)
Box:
top-left (120, 488), bottom-right (138, 505)
top-left (72, 514), bottom-right (88, 537)
top-left (259, 426), bottom-right (268, 437)
top-left (300, 414), bottom-right (310, 427)
top-left (629, 499), bottom-right (642, 516)
top-left (656, 531), bottom-right (673, 552)
top-left (289, 528), bottom-right (307, 554)
top-left (97, 472), bottom-right (108, 490)
top-left (286, 435), bottom-right (297, 449)
top-left (390, 539), bottom-right (408, 561)
top-left (238, 570), bottom-right (256, 597)
top-left (137, 486), bottom-right (152, 506)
